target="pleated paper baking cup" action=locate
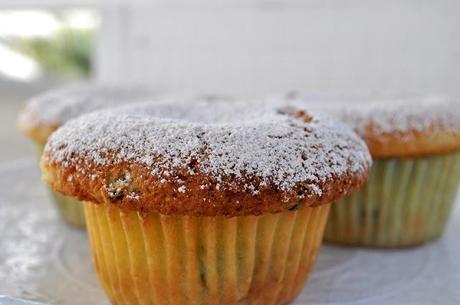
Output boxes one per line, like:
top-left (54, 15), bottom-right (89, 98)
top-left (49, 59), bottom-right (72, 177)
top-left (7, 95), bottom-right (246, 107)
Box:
top-left (36, 144), bottom-right (86, 227)
top-left (84, 202), bottom-right (330, 305)
top-left (325, 152), bottom-right (460, 247)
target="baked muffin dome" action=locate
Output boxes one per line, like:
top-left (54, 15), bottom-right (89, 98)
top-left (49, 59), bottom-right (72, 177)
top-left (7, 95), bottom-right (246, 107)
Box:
top-left (282, 95), bottom-right (460, 158)
top-left (18, 83), bottom-right (160, 145)
top-left (41, 99), bottom-right (371, 217)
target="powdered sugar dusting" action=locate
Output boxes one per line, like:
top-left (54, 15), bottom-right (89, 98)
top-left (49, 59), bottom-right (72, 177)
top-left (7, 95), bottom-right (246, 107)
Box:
top-left (19, 83), bottom-right (161, 128)
top-left (44, 100), bottom-right (371, 196)
top-left (282, 94), bottom-right (460, 136)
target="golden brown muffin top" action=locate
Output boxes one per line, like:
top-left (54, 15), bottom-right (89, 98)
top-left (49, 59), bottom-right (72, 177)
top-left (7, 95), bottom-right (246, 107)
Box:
top-left (17, 83), bottom-right (160, 145)
top-left (41, 100), bottom-right (371, 217)
top-left (282, 95), bottom-right (460, 158)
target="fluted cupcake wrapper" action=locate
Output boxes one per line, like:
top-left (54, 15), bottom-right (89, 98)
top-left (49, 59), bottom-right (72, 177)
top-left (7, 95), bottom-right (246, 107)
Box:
top-left (84, 202), bottom-right (330, 305)
top-left (325, 152), bottom-right (460, 247)
top-left (36, 144), bottom-right (86, 227)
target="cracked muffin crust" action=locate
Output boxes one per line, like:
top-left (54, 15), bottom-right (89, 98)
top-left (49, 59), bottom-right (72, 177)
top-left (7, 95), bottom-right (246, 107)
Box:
top-left (41, 99), bottom-right (371, 217)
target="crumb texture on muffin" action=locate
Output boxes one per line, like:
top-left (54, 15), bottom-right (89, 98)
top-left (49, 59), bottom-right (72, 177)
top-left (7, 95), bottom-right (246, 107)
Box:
top-left (41, 100), bottom-right (371, 216)
top-left (283, 95), bottom-right (460, 157)
top-left (17, 83), bottom-right (159, 144)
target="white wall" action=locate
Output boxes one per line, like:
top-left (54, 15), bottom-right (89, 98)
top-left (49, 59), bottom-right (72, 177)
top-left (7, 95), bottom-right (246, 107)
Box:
top-left (95, 0), bottom-right (460, 98)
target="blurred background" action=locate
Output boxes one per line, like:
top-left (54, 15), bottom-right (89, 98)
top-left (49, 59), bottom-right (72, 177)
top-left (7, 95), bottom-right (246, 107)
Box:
top-left (1, 0), bottom-right (460, 161)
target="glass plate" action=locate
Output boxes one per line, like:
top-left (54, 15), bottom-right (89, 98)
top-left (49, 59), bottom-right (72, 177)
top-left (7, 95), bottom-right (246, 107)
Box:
top-left (1, 159), bottom-right (459, 305)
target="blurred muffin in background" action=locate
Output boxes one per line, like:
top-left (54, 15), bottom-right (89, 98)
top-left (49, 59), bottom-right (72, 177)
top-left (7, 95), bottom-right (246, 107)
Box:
top-left (17, 83), bottom-right (161, 227)
top-left (285, 94), bottom-right (460, 247)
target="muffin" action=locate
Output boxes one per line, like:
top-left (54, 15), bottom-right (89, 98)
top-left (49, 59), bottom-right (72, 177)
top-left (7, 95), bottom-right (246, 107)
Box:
top-left (40, 100), bottom-right (370, 305)
top-left (17, 83), bottom-right (160, 226)
top-left (286, 95), bottom-right (460, 247)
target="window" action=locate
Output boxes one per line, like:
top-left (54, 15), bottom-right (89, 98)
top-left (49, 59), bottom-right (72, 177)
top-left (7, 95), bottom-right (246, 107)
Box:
top-left (0, 9), bottom-right (98, 82)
